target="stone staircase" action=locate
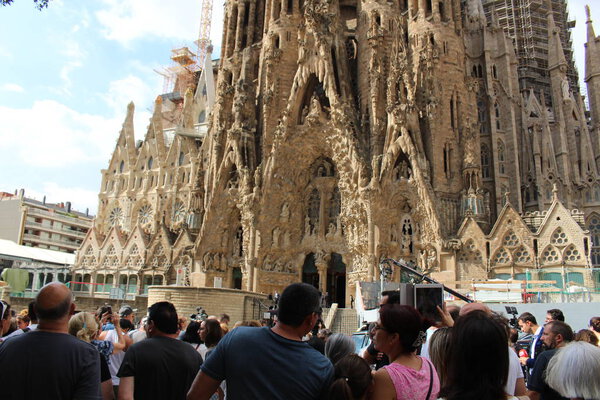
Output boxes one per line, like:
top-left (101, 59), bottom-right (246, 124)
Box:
top-left (323, 305), bottom-right (359, 335)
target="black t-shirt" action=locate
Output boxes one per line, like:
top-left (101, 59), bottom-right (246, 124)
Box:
top-left (118, 336), bottom-right (203, 400)
top-left (100, 354), bottom-right (111, 383)
top-left (0, 330), bottom-right (102, 400)
top-left (527, 349), bottom-right (568, 400)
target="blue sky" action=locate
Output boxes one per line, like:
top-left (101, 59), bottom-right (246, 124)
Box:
top-left (0, 0), bottom-right (593, 215)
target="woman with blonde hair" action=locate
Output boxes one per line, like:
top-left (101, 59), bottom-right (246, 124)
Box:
top-left (68, 312), bottom-right (115, 400)
top-left (428, 327), bottom-right (452, 389)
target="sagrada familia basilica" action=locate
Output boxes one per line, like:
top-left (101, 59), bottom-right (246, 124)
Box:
top-left (74, 0), bottom-right (600, 306)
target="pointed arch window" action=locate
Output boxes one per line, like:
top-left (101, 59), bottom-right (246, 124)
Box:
top-left (513, 246), bottom-right (532, 264)
top-left (457, 240), bottom-right (483, 263)
top-left (502, 231), bottom-right (519, 247)
top-left (588, 215), bottom-right (600, 265)
top-left (563, 245), bottom-right (581, 262)
top-left (481, 144), bottom-right (490, 178)
top-left (550, 228), bottom-right (568, 246)
top-left (178, 152), bottom-right (185, 166)
top-left (119, 160), bottom-right (125, 173)
top-left (147, 157), bottom-right (154, 170)
top-left (328, 187), bottom-right (341, 227)
top-left (541, 245), bottom-right (560, 264)
top-left (495, 103), bottom-right (501, 130)
top-left (493, 247), bottom-right (511, 265)
top-left (497, 140), bottom-right (505, 174)
top-left (308, 189), bottom-right (320, 235)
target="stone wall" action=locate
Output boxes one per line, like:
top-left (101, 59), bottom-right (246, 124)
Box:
top-left (147, 286), bottom-right (271, 323)
top-left (8, 294), bottom-right (148, 315)
top-left (9, 286), bottom-right (272, 324)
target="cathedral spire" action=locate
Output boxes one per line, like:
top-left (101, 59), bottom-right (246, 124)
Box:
top-left (546, 0), bottom-right (567, 71)
top-left (584, 5), bottom-right (600, 138)
top-left (587, 5), bottom-right (596, 43)
top-left (585, 5), bottom-right (600, 82)
top-left (121, 101), bottom-right (137, 163)
top-left (490, 6), bottom-right (499, 28)
top-left (465, 0), bottom-right (486, 30)
top-left (150, 95), bottom-right (166, 158)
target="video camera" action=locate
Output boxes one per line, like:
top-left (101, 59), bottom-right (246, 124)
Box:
top-left (505, 306), bottom-right (519, 330)
top-left (190, 306), bottom-right (208, 322)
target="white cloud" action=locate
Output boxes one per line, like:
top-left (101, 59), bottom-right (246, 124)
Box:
top-left (95, 0), bottom-right (224, 48)
top-left (58, 39), bottom-right (86, 93)
top-left (0, 46), bottom-right (12, 59)
top-left (1, 83), bottom-right (24, 93)
top-left (0, 100), bottom-right (119, 168)
top-left (100, 75), bottom-right (155, 140)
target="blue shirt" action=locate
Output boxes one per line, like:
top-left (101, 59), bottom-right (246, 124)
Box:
top-left (202, 326), bottom-right (334, 400)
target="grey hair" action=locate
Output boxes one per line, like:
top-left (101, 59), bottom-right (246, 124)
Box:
top-left (546, 341), bottom-right (600, 400)
top-left (325, 333), bottom-right (356, 365)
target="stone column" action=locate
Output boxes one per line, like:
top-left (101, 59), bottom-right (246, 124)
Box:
top-left (418, 0), bottom-right (427, 18)
top-left (235, 2), bottom-right (246, 51)
top-left (316, 262), bottom-right (328, 294)
top-left (246, 1), bottom-right (256, 45)
top-left (432, 0), bottom-right (440, 22)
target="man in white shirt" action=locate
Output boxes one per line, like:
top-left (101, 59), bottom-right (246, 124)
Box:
top-left (518, 312), bottom-right (543, 373)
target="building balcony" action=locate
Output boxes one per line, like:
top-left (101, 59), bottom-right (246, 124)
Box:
top-left (24, 220), bottom-right (87, 238)
top-left (22, 233), bottom-right (81, 250)
top-left (26, 207), bottom-right (91, 229)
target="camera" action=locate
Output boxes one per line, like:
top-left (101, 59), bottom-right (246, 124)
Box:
top-left (190, 306), bottom-right (208, 322)
top-left (505, 306), bottom-right (519, 330)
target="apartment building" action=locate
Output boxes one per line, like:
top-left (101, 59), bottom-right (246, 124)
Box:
top-left (0, 190), bottom-right (93, 254)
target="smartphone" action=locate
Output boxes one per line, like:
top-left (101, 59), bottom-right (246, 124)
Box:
top-left (414, 284), bottom-right (444, 323)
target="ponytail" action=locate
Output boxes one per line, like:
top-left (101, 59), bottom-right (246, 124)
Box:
top-left (326, 355), bottom-right (372, 400)
top-left (328, 377), bottom-right (354, 400)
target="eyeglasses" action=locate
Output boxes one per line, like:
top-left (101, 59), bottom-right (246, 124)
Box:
top-left (372, 323), bottom-right (387, 332)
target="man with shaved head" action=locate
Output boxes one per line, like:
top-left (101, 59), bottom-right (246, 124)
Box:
top-left (0, 282), bottom-right (101, 399)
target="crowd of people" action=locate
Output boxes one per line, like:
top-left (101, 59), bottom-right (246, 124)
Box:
top-left (1, 282), bottom-right (600, 400)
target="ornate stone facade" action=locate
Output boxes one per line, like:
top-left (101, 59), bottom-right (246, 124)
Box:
top-left (74, 1), bottom-right (600, 305)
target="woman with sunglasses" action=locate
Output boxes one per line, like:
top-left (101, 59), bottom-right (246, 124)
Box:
top-left (370, 304), bottom-right (439, 400)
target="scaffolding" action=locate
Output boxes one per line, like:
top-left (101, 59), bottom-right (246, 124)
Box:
top-left (155, 46), bottom-right (199, 97)
top-left (155, 0), bottom-right (214, 97)
top-left (482, 0), bottom-right (580, 104)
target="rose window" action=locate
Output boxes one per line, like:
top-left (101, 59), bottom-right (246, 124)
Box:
top-left (138, 205), bottom-right (153, 225)
top-left (172, 201), bottom-right (186, 223)
top-left (503, 232), bottom-right (519, 247)
top-left (108, 207), bottom-right (124, 227)
top-left (551, 229), bottom-right (568, 246)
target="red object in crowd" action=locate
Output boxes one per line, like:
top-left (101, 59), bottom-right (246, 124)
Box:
top-left (518, 349), bottom-right (528, 358)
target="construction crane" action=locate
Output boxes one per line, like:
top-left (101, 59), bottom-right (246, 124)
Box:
top-left (195, 0), bottom-right (214, 69)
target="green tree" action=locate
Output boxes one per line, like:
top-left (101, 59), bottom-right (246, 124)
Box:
top-left (1, 0), bottom-right (50, 9)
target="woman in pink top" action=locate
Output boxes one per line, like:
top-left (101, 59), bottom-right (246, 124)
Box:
top-left (371, 305), bottom-right (440, 400)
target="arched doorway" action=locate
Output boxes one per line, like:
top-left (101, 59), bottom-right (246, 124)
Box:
top-left (327, 253), bottom-right (346, 307)
top-left (232, 267), bottom-right (242, 289)
top-left (302, 253), bottom-right (319, 289)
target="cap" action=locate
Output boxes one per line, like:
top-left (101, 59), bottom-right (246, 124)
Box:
top-left (119, 305), bottom-right (134, 317)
